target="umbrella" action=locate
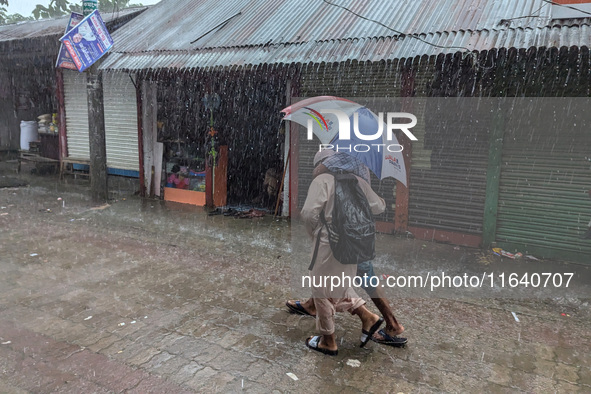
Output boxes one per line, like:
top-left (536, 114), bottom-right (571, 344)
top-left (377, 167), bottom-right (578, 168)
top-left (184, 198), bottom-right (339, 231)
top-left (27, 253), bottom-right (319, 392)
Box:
top-left (281, 96), bottom-right (409, 186)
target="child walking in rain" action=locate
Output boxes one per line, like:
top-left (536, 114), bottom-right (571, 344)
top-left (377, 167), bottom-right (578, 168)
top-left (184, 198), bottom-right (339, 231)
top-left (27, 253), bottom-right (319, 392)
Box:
top-left (292, 149), bottom-right (410, 355)
top-left (287, 150), bottom-right (406, 348)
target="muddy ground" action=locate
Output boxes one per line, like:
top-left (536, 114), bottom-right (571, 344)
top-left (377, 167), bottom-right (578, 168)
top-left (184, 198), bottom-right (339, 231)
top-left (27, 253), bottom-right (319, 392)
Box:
top-left (0, 159), bottom-right (590, 393)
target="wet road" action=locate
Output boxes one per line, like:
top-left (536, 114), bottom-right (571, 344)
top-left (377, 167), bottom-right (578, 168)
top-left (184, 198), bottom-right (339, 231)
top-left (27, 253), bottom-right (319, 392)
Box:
top-left (1, 161), bottom-right (590, 393)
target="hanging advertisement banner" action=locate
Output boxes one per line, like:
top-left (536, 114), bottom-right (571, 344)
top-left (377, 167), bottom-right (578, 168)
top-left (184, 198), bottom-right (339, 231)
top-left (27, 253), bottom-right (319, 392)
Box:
top-left (55, 12), bottom-right (84, 70)
top-left (59, 10), bottom-right (114, 73)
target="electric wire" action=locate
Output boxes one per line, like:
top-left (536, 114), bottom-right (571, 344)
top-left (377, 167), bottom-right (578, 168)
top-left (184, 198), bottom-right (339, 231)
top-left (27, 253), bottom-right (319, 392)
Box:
top-left (321, 0), bottom-right (495, 69)
top-left (321, 0), bottom-right (473, 53)
top-left (541, 0), bottom-right (591, 17)
top-left (498, 3), bottom-right (548, 25)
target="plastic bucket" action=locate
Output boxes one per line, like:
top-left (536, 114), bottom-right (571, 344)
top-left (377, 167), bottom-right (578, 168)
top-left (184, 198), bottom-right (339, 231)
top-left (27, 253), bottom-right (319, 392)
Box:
top-left (20, 120), bottom-right (38, 151)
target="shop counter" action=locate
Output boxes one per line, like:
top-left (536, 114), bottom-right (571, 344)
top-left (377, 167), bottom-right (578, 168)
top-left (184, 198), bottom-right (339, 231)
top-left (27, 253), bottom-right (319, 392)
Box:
top-left (163, 187), bottom-right (206, 206)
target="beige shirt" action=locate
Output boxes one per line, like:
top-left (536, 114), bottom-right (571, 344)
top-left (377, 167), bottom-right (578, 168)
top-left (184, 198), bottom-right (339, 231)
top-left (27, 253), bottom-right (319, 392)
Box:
top-left (301, 173), bottom-right (385, 235)
top-left (301, 173), bottom-right (385, 298)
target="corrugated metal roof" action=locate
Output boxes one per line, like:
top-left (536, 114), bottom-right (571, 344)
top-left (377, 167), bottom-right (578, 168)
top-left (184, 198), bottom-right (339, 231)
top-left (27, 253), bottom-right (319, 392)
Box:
top-left (0, 7), bottom-right (147, 42)
top-left (99, 0), bottom-right (591, 71)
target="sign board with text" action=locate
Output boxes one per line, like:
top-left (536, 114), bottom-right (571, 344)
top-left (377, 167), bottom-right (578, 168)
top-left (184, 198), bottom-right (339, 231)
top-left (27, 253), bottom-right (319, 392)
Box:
top-left (56, 12), bottom-right (84, 70)
top-left (83, 0), bottom-right (98, 16)
top-left (59, 10), bottom-right (114, 72)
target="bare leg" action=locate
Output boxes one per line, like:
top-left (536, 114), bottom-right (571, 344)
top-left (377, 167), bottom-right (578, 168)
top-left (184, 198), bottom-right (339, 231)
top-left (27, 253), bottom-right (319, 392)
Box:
top-left (321, 333), bottom-right (338, 351)
top-left (305, 333), bottom-right (338, 354)
top-left (369, 286), bottom-right (404, 338)
top-left (372, 297), bottom-right (404, 338)
top-left (357, 262), bottom-right (404, 338)
top-left (351, 304), bottom-right (381, 332)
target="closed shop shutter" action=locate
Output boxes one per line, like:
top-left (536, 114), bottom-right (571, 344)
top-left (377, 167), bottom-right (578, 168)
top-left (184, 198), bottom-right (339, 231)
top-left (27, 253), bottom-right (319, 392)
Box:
top-left (63, 71), bottom-right (138, 173)
top-left (408, 99), bottom-right (490, 235)
top-left (64, 70), bottom-right (90, 159)
top-left (298, 63), bottom-right (490, 233)
top-left (496, 104), bottom-right (591, 262)
top-left (103, 72), bottom-right (138, 172)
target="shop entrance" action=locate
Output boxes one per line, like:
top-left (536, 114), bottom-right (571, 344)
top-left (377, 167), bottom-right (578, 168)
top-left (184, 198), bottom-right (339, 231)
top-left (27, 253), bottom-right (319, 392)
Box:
top-left (155, 72), bottom-right (285, 210)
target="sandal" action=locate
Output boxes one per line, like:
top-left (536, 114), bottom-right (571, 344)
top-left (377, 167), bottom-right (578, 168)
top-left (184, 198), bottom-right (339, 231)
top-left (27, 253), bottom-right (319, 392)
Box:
top-left (286, 300), bottom-right (315, 317)
top-left (372, 329), bottom-right (408, 347)
top-left (223, 208), bottom-right (237, 216)
top-left (360, 317), bottom-right (383, 348)
top-left (306, 336), bottom-right (338, 356)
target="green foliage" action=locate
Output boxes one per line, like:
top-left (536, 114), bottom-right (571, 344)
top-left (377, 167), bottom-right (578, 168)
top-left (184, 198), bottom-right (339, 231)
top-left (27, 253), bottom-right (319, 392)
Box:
top-left (32, 0), bottom-right (78, 19)
top-left (0, 6), bottom-right (7, 25)
top-left (0, 1), bottom-right (6, 25)
top-left (3, 13), bottom-right (34, 24)
top-left (30, 0), bottom-right (141, 20)
top-left (0, 0), bottom-right (144, 25)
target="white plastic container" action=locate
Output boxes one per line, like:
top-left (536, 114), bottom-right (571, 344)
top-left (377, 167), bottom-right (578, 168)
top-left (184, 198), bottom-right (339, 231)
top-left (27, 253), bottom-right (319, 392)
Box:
top-left (20, 120), bottom-right (38, 151)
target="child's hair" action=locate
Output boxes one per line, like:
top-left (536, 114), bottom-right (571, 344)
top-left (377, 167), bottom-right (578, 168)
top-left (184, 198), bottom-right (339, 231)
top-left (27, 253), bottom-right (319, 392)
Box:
top-left (171, 164), bottom-right (180, 173)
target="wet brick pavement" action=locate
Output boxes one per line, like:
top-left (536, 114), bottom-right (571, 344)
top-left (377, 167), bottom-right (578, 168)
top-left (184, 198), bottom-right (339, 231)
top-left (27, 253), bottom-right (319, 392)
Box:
top-left (0, 162), bottom-right (590, 393)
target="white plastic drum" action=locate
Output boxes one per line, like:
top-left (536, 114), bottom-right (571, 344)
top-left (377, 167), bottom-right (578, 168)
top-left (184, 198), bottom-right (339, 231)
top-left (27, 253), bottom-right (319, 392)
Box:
top-left (20, 120), bottom-right (39, 151)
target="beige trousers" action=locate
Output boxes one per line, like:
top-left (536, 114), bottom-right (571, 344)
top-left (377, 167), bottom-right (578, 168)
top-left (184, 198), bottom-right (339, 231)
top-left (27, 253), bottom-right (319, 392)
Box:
top-left (313, 296), bottom-right (365, 335)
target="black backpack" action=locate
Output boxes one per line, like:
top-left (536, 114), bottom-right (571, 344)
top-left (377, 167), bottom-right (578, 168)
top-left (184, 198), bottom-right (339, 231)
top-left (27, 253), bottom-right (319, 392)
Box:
top-left (309, 173), bottom-right (376, 270)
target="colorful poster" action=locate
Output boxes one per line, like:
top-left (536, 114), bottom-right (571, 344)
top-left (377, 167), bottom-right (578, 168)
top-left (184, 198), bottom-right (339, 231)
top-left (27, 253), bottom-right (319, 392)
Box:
top-left (59, 10), bottom-right (114, 72)
top-left (56, 12), bottom-right (84, 70)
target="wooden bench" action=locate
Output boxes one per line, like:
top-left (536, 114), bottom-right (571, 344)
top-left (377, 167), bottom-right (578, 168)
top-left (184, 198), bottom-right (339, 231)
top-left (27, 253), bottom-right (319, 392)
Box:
top-left (60, 157), bottom-right (91, 180)
top-left (17, 151), bottom-right (60, 174)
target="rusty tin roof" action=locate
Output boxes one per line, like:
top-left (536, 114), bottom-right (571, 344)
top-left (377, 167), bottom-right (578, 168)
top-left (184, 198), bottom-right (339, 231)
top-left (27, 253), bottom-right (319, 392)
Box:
top-left (97, 0), bottom-right (591, 70)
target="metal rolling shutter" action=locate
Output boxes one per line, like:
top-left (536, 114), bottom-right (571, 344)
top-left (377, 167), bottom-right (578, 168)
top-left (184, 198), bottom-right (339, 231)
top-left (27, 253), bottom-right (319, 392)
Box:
top-left (409, 100), bottom-right (490, 234)
top-left (409, 148), bottom-right (488, 233)
top-left (103, 72), bottom-right (138, 172)
top-left (496, 116), bottom-right (591, 262)
top-left (64, 70), bottom-right (90, 159)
